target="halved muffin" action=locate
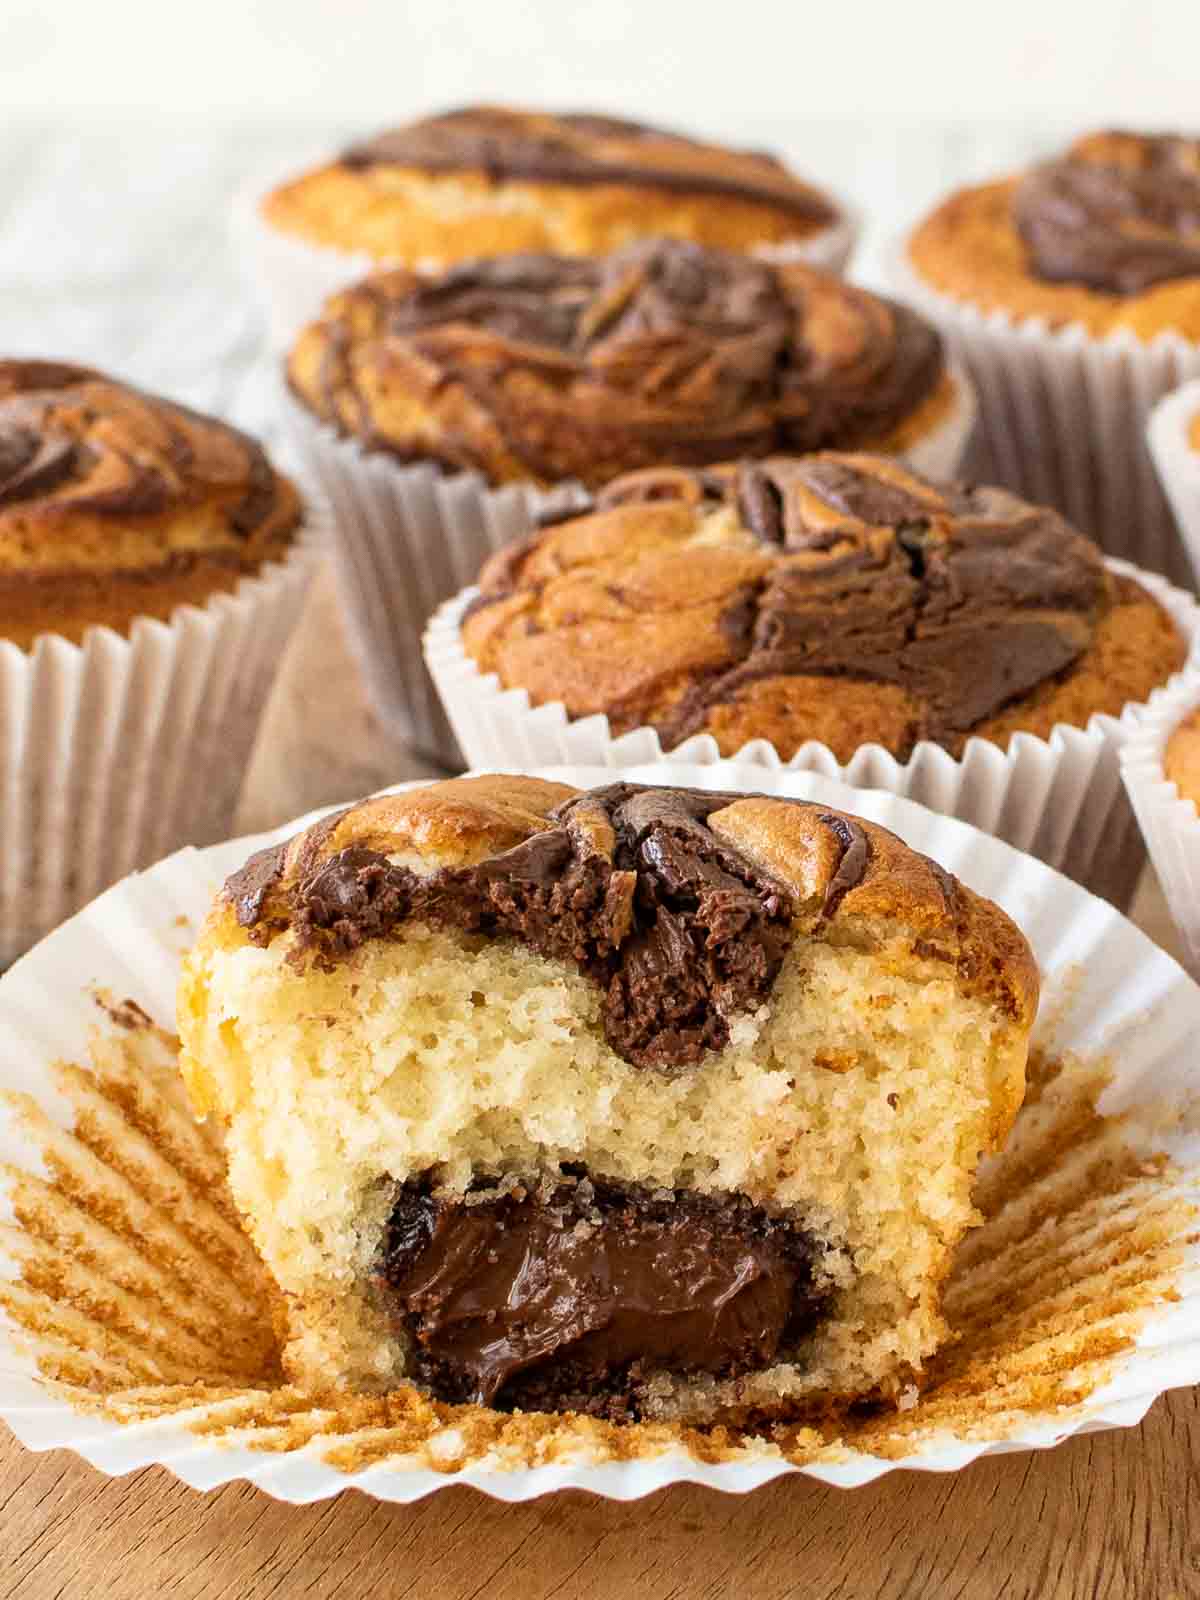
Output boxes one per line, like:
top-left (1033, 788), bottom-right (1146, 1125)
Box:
top-left (179, 777), bottom-right (1036, 1422)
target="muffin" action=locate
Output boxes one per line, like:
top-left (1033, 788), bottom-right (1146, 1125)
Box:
top-left (0, 360), bottom-right (302, 647)
top-left (247, 106), bottom-right (855, 344)
top-left (456, 453), bottom-right (1185, 759)
top-left (896, 130), bottom-right (1200, 586)
top-left (285, 239), bottom-right (973, 760)
top-left (0, 359), bottom-right (314, 963)
top-left (179, 775), bottom-right (1036, 1419)
top-left (1147, 378), bottom-right (1200, 585)
top-left (428, 453), bottom-right (1198, 908)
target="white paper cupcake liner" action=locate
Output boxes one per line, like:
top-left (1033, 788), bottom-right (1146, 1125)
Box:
top-left (0, 522), bottom-right (321, 969)
top-left (285, 369), bottom-right (975, 768)
top-left (425, 560), bottom-right (1200, 910)
top-left (1121, 668), bottom-right (1200, 975)
top-left (233, 166), bottom-right (860, 349)
top-left (1147, 380), bottom-right (1200, 588)
top-left (0, 765), bottom-right (1197, 1502)
top-left (887, 242), bottom-right (1200, 590)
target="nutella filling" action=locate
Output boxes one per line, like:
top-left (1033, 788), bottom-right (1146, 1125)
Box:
top-left (339, 106), bottom-right (835, 224)
top-left (1014, 131), bottom-right (1200, 294)
top-left (377, 1169), bottom-right (832, 1417)
top-left (226, 783), bottom-right (814, 1071)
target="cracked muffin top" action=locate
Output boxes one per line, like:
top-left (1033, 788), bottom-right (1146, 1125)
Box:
top-left (461, 453), bottom-right (1186, 761)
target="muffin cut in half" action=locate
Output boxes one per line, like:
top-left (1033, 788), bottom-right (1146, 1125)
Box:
top-left (179, 777), bottom-right (1037, 1422)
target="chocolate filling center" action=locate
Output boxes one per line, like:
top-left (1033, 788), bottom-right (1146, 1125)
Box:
top-left (230, 783), bottom-right (826, 1071)
top-left (377, 1169), bottom-right (832, 1417)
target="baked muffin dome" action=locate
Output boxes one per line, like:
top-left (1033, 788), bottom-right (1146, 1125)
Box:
top-left (179, 775), bottom-right (1036, 1419)
top-left (908, 130), bottom-right (1200, 339)
top-left (262, 105), bottom-right (842, 266)
top-left (287, 239), bottom-right (953, 488)
top-left (0, 360), bottom-right (302, 648)
top-left (462, 453), bottom-right (1186, 761)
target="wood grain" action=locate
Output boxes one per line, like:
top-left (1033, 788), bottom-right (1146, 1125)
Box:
top-left (0, 1387), bottom-right (1195, 1599)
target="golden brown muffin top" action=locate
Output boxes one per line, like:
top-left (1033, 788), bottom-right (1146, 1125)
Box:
top-left (908, 131), bottom-right (1200, 338)
top-left (215, 774), bottom-right (1039, 1070)
top-left (287, 240), bottom-right (945, 487)
top-left (337, 107), bottom-right (837, 224)
top-left (462, 453), bottom-right (1184, 760)
top-left (0, 360), bottom-right (301, 573)
top-left (1190, 411), bottom-right (1200, 453)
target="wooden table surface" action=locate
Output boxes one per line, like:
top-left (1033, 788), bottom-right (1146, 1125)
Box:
top-left (1, 119), bottom-right (1196, 1596)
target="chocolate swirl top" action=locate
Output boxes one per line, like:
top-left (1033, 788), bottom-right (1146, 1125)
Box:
top-left (463, 454), bottom-right (1143, 759)
top-left (0, 360), bottom-right (299, 546)
top-left (340, 106), bottom-right (836, 225)
top-left (219, 775), bottom-right (1038, 1074)
top-left (287, 241), bottom-right (947, 488)
top-left (1014, 131), bottom-right (1200, 294)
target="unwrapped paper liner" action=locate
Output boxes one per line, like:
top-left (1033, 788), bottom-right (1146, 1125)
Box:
top-left (0, 519), bottom-right (322, 967)
top-left (424, 560), bottom-right (1200, 909)
top-left (233, 165), bottom-right (861, 349)
top-left (1122, 669), bottom-right (1200, 976)
top-left (0, 764), bottom-right (1196, 1502)
top-left (1147, 380), bottom-right (1200, 588)
top-left (887, 240), bottom-right (1200, 590)
top-left (286, 369), bottom-right (976, 767)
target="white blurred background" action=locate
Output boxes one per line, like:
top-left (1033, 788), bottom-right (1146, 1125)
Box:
top-left (5, 0), bottom-right (1197, 125)
top-left (1, 0), bottom-right (1196, 437)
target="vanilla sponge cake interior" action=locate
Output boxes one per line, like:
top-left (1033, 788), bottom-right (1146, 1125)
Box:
top-left (178, 777), bottom-right (1037, 1423)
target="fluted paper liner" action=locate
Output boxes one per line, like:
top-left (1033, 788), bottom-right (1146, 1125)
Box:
top-left (233, 167), bottom-right (860, 349)
top-left (1147, 380), bottom-right (1200, 587)
top-left (0, 522), bottom-right (321, 968)
top-left (888, 242), bottom-right (1200, 589)
top-left (0, 765), bottom-right (1196, 1502)
top-left (286, 371), bottom-right (976, 767)
top-left (425, 560), bottom-right (1200, 909)
top-left (1122, 670), bottom-right (1200, 977)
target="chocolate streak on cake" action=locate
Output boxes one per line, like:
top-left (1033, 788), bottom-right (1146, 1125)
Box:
top-left (298, 240), bottom-right (944, 483)
top-left (472, 454), bottom-right (1108, 757)
top-left (1014, 132), bottom-right (1200, 294)
top-left (377, 1169), bottom-right (832, 1416)
top-left (0, 360), bottom-right (290, 533)
top-left (226, 783), bottom-right (834, 1071)
top-left (340, 107), bottom-right (835, 224)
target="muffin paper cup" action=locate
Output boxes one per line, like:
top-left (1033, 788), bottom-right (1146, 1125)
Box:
top-left (0, 763), bottom-right (1197, 1502)
top-left (887, 242), bottom-right (1200, 590)
top-left (0, 521), bottom-right (322, 969)
top-left (1122, 669), bottom-right (1200, 975)
top-left (285, 368), bottom-right (975, 768)
top-left (1147, 380), bottom-right (1200, 587)
top-left (425, 560), bottom-right (1200, 911)
top-left (233, 168), bottom-right (860, 349)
